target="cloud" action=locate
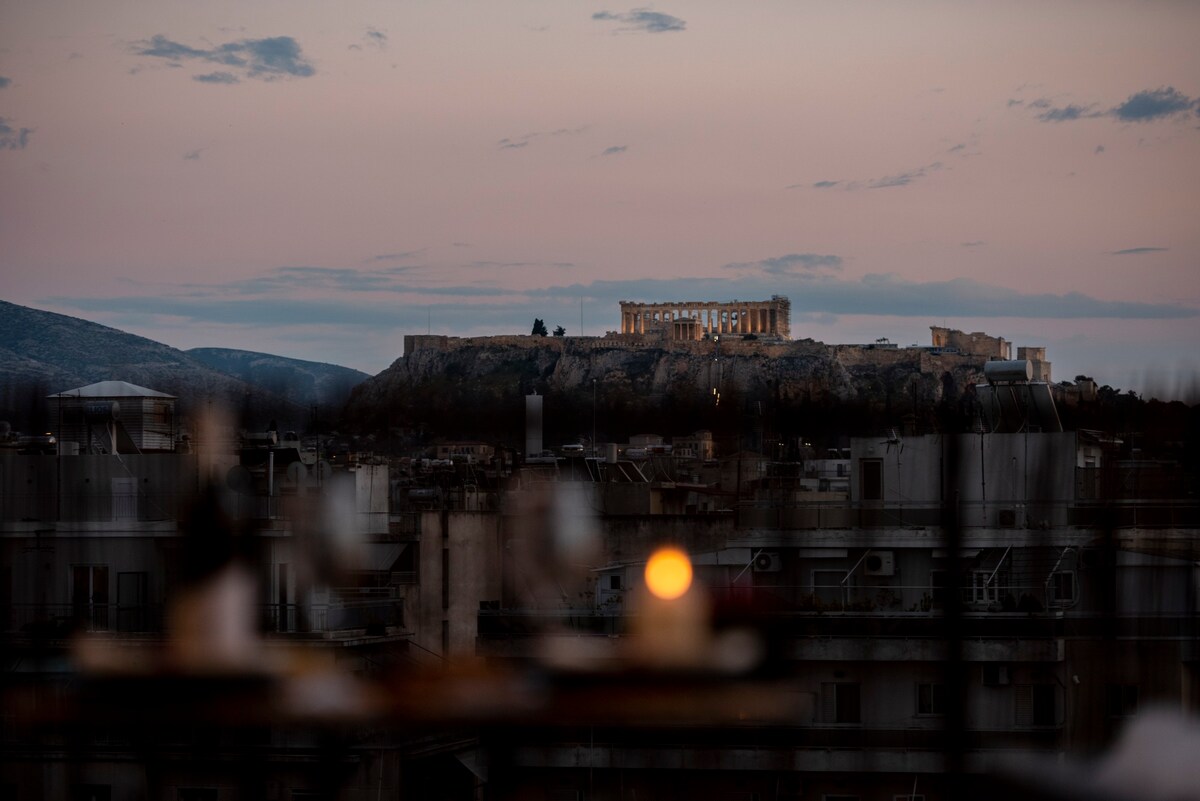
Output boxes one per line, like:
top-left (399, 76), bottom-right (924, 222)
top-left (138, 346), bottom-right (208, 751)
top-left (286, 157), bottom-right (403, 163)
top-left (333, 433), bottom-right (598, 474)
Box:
top-left (470, 261), bottom-right (576, 269)
top-left (1034, 103), bottom-right (1100, 122)
top-left (1112, 87), bottom-right (1197, 122)
top-left (130, 34), bottom-right (316, 81)
top-left (44, 262), bottom-right (1197, 355)
top-left (724, 253), bottom-right (843, 275)
top-left (370, 249), bottom-right (425, 262)
top-left (1021, 86), bottom-right (1200, 125)
top-left (796, 163), bottom-right (943, 191)
top-left (601, 145), bottom-right (627, 156)
top-left (497, 126), bottom-right (588, 150)
top-left (1094, 144), bottom-right (1105, 154)
top-left (0, 76), bottom-right (11, 89)
top-left (193, 71), bottom-right (239, 84)
top-left (0, 117), bottom-right (32, 150)
top-left (961, 241), bottom-right (986, 248)
top-left (364, 28), bottom-right (388, 48)
top-left (867, 162), bottom-right (942, 188)
top-left (183, 149), bottom-right (203, 160)
top-left (592, 9), bottom-right (686, 34)
top-left (526, 274), bottom-right (1198, 320)
top-left (1110, 247), bottom-right (1168, 255)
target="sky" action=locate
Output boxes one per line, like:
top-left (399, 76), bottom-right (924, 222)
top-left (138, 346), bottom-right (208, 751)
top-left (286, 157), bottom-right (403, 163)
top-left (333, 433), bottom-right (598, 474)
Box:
top-left (1, 1), bottom-right (1198, 396)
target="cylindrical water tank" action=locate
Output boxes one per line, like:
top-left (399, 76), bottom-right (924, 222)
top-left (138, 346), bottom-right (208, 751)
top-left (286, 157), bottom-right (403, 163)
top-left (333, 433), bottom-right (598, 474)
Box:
top-left (984, 360), bottom-right (1033, 383)
top-left (84, 401), bottom-right (121, 422)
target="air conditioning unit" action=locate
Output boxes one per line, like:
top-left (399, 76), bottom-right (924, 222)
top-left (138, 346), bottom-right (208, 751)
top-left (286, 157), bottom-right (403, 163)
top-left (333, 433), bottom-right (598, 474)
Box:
top-left (864, 551), bottom-right (895, 576)
top-left (982, 664), bottom-right (1011, 686)
top-left (997, 508), bottom-right (1017, 527)
top-left (753, 552), bottom-right (782, 572)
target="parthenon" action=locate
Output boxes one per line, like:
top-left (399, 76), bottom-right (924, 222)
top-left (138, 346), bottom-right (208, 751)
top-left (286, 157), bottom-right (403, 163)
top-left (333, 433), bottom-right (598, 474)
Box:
top-left (619, 296), bottom-right (790, 340)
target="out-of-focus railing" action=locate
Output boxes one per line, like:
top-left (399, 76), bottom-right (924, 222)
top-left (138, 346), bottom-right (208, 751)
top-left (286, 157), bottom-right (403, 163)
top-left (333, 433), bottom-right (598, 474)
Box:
top-left (736, 499), bottom-right (1200, 529)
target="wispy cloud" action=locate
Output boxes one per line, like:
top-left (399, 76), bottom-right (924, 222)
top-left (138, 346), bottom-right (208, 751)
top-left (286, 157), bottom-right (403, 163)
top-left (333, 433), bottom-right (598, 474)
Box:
top-left (183, 149), bottom-right (203, 160)
top-left (1021, 86), bottom-right (1200, 125)
top-left (130, 34), bottom-right (316, 82)
top-left (528, 274), bottom-right (1198, 320)
top-left (961, 241), bottom-right (986, 248)
top-left (601, 145), bottom-right (627, 156)
top-left (797, 162), bottom-right (943, 191)
top-left (0, 76), bottom-right (11, 89)
top-left (364, 28), bottom-right (388, 49)
top-left (0, 117), bottom-right (32, 150)
top-left (867, 162), bottom-right (942, 188)
top-left (51, 272), bottom-right (1194, 332)
top-left (724, 253), bottom-right (843, 275)
top-left (497, 126), bottom-right (588, 150)
top-left (592, 9), bottom-right (686, 34)
top-left (1034, 103), bottom-right (1101, 122)
top-left (470, 261), bottom-right (576, 269)
top-left (193, 71), bottom-right (239, 84)
top-left (369, 249), bottom-right (425, 263)
top-left (1094, 144), bottom-right (1105, 154)
top-left (1110, 247), bottom-right (1168, 256)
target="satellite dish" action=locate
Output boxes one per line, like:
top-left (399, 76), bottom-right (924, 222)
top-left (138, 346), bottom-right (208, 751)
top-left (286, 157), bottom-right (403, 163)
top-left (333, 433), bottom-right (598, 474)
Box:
top-left (316, 460), bottom-right (333, 482)
top-left (286, 461), bottom-right (308, 488)
top-left (225, 465), bottom-right (254, 495)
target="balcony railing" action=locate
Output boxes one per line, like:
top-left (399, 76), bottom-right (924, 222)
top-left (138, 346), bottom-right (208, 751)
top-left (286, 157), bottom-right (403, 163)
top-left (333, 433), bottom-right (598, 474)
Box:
top-left (2, 601), bottom-right (405, 638)
top-left (736, 499), bottom-right (1200, 530)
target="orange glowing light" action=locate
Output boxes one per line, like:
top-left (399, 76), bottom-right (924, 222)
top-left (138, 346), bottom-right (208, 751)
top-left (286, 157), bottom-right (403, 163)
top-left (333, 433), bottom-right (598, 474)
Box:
top-left (644, 547), bottom-right (693, 600)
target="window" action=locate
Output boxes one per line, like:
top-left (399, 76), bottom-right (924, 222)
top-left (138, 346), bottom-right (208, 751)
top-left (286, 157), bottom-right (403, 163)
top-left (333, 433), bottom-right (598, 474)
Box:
top-left (178, 790), bottom-right (218, 801)
top-left (821, 682), bottom-right (861, 724)
top-left (971, 570), bottom-right (1004, 605)
top-left (1049, 571), bottom-right (1076, 605)
top-left (813, 570), bottom-right (849, 606)
top-left (71, 565), bottom-right (109, 630)
top-left (112, 476), bottom-right (138, 521)
top-left (860, 459), bottom-right (883, 501)
top-left (609, 575), bottom-right (622, 591)
top-left (116, 571), bottom-right (148, 632)
top-left (916, 682), bottom-right (944, 715)
top-left (929, 570), bottom-right (948, 608)
top-left (72, 787), bottom-right (110, 801)
top-left (1107, 684), bottom-right (1138, 718)
top-left (1016, 684), bottom-right (1056, 727)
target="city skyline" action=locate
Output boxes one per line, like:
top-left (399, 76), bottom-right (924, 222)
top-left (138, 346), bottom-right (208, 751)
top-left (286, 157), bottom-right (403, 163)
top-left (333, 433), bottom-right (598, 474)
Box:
top-left (1, 1), bottom-right (1198, 393)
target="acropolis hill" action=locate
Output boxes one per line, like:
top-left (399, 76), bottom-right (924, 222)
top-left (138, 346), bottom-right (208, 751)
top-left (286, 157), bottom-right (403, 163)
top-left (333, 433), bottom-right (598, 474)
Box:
top-left (345, 299), bottom-right (1051, 436)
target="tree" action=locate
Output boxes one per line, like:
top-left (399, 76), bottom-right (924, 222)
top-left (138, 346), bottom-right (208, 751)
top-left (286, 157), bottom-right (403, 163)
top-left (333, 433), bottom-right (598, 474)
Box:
top-left (553, 325), bottom-right (566, 337)
top-left (531, 318), bottom-right (548, 336)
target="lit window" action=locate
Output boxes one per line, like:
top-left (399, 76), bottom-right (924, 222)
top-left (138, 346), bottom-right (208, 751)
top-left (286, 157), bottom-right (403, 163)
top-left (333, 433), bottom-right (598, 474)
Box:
top-left (916, 682), bottom-right (944, 715)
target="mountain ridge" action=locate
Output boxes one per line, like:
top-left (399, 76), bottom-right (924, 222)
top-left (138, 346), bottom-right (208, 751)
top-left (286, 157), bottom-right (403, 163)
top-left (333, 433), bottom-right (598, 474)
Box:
top-left (0, 300), bottom-right (366, 429)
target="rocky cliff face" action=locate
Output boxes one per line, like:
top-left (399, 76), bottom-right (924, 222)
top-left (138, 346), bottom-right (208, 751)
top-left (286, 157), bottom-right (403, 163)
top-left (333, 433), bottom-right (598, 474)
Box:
top-left (347, 335), bottom-right (988, 438)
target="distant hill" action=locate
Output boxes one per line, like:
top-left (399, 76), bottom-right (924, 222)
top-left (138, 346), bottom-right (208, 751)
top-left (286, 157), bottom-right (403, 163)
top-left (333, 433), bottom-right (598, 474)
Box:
top-left (0, 300), bottom-right (359, 431)
top-left (187, 348), bottom-right (370, 409)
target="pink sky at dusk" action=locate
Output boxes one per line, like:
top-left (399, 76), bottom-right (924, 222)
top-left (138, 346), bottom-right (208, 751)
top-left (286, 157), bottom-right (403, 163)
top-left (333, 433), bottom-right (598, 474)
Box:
top-left (1, 1), bottom-right (1198, 392)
